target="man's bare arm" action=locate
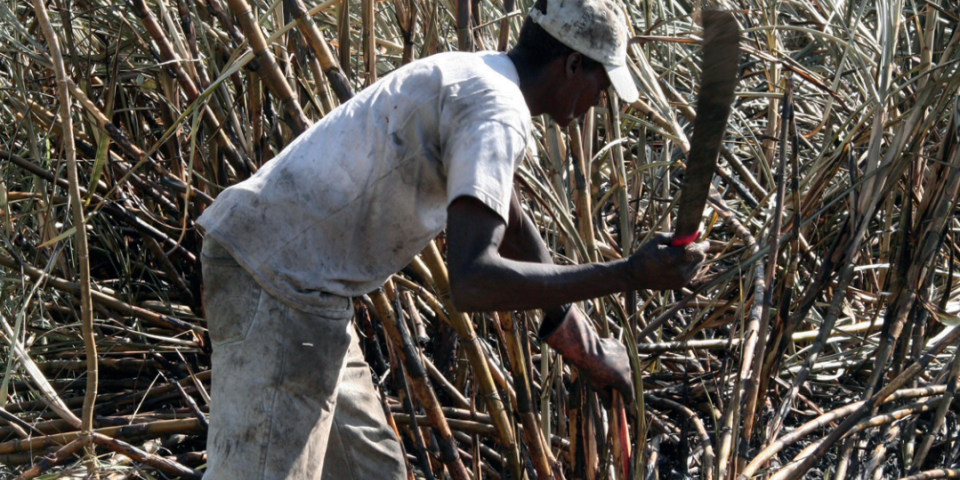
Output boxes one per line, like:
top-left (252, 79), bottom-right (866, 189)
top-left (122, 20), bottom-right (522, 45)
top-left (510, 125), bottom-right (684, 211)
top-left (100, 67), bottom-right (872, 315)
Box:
top-left (446, 195), bottom-right (629, 312)
top-left (446, 195), bottom-right (705, 313)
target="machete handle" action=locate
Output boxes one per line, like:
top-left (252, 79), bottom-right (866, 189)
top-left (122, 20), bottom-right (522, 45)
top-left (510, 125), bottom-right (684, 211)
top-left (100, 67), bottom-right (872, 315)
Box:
top-left (670, 230), bottom-right (700, 247)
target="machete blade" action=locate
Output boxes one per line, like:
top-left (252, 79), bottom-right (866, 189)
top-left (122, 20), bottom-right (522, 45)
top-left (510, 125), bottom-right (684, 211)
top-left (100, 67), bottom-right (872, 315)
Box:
top-left (672, 10), bottom-right (740, 246)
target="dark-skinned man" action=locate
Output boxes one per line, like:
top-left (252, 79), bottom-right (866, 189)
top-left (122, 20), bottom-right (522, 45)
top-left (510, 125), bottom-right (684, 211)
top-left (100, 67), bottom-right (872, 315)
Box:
top-left (197, 0), bottom-right (708, 477)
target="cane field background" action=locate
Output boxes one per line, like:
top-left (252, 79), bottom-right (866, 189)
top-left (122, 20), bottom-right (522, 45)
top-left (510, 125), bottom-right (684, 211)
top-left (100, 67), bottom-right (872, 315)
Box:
top-left (0, 0), bottom-right (959, 478)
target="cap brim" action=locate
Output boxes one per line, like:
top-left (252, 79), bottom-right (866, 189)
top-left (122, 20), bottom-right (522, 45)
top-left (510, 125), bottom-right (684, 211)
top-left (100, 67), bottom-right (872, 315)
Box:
top-left (605, 62), bottom-right (639, 104)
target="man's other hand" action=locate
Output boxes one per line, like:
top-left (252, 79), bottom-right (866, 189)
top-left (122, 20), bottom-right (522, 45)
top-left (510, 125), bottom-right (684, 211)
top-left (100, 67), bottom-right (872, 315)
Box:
top-left (627, 233), bottom-right (709, 290)
top-left (539, 306), bottom-right (635, 407)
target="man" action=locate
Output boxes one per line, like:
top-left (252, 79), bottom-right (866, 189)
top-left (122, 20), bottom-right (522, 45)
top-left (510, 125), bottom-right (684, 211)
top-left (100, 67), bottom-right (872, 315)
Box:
top-left (197, 0), bottom-right (708, 477)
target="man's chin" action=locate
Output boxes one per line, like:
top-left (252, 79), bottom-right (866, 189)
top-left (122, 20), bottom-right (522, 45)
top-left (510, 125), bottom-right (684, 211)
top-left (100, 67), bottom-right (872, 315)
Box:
top-left (551, 115), bottom-right (574, 128)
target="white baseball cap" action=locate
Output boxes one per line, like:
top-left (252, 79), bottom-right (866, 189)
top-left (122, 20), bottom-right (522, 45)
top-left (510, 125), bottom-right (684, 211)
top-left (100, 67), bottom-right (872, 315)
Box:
top-left (528, 0), bottom-right (640, 103)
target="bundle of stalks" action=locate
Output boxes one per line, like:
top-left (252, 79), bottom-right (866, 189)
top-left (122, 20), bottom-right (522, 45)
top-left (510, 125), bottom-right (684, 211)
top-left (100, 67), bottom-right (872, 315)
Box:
top-left (1, 0), bottom-right (960, 478)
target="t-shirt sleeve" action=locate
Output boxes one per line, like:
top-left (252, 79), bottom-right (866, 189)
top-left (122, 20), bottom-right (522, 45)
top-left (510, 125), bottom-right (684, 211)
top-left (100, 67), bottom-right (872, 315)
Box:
top-left (443, 119), bottom-right (526, 222)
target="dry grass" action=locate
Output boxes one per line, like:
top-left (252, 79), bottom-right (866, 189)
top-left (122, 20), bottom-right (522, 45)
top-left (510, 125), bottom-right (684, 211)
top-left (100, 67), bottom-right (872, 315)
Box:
top-left (1, 0), bottom-right (960, 478)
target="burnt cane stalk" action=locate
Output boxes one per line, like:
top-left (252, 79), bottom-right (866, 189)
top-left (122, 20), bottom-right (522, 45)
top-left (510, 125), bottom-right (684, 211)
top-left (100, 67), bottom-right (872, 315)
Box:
top-left (282, 0), bottom-right (354, 102)
top-left (31, 0), bottom-right (92, 444)
top-left (223, 0), bottom-right (311, 134)
top-left (418, 241), bottom-right (522, 479)
top-left (739, 77), bottom-right (794, 452)
top-left (497, 311), bottom-right (559, 479)
top-left (371, 289), bottom-right (471, 480)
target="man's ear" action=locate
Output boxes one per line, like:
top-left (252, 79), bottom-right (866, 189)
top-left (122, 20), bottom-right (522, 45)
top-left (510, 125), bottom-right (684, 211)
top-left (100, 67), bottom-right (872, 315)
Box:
top-left (565, 52), bottom-right (583, 78)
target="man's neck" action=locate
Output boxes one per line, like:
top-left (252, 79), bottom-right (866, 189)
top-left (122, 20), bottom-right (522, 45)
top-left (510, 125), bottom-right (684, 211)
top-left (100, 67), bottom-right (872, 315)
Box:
top-left (507, 52), bottom-right (551, 117)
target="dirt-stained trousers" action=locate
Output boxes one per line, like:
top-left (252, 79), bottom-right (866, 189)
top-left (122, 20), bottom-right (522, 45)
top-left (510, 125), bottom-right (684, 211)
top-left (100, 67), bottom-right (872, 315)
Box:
top-left (201, 238), bottom-right (406, 480)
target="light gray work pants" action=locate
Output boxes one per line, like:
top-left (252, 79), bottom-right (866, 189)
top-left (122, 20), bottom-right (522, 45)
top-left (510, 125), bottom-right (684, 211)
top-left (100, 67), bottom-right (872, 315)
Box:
top-left (201, 238), bottom-right (406, 480)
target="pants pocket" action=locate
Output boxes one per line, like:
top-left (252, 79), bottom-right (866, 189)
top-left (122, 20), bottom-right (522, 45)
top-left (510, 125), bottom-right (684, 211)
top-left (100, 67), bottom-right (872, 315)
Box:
top-left (203, 257), bottom-right (263, 346)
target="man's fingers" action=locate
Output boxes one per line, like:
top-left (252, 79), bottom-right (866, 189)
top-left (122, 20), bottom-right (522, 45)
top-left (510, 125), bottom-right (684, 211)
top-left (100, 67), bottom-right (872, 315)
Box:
top-left (681, 240), bottom-right (709, 264)
top-left (690, 240), bottom-right (710, 255)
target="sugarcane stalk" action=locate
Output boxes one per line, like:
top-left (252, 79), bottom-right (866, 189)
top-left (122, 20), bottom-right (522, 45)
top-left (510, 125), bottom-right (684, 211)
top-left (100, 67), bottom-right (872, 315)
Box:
top-left (498, 311), bottom-right (558, 479)
top-left (856, 0), bottom-right (903, 217)
top-left (570, 122), bottom-right (598, 264)
top-left (496, 0), bottom-right (514, 51)
top-left (896, 469), bottom-right (960, 480)
top-left (741, 385), bottom-right (949, 479)
top-left (31, 1), bottom-right (97, 468)
top-left (605, 91), bottom-right (634, 480)
top-left (584, 388), bottom-right (598, 480)
top-left (360, 0), bottom-right (376, 85)
top-left (455, 0), bottom-right (472, 52)
top-left (223, 0), bottom-right (310, 135)
top-left (371, 289), bottom-right (471, 480)
top-left (739, 78), bottom-right (793, 450)
top-left (378, 388), bottom-right (416, 480)
top-left (177, 0), bottom-right (213, 89)
top-left (418, 241), bottom-right (522, 479)
top-left (12, 434), bottom-right (91, 480)
top-left (757, 108), bottom-right (802, 438)
top-left (283, 0), bottom-right (354, 102)
top-left (0, 419), bottom-right (205, 455)
top-left (379, 300), bottom-right (437, 480)
top-left (786, 400), bottom-right (939, 477)
top-left (708, 194), bottom-right (763, 478)
top-left (90, 432), bottom-right (202, 479)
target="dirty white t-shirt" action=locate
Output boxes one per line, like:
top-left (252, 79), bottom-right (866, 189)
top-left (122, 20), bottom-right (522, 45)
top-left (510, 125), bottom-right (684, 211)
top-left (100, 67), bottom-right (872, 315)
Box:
top-left (197, 51), bottom-right (531, 314)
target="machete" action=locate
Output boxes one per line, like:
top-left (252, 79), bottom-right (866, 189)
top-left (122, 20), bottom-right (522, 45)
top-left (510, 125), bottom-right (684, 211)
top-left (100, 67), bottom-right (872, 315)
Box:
top-left (671, 10), bottom-right (740, 247)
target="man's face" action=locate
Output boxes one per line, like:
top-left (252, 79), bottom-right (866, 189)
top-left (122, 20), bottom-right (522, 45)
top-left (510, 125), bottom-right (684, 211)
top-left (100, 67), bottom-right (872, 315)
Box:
top-left (548, 53), bottom-right (613, 127)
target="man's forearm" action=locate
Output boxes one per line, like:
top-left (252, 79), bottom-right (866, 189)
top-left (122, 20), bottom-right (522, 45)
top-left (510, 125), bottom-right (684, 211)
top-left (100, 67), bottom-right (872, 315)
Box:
top-left (447, 195), bottom-right (642, 313)
top-left (453, 253), bottom-right (631, 312)
top-left (457, 203), bottom-right (627, 313)
top-left (448, 194), bottom-right (705, 317)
